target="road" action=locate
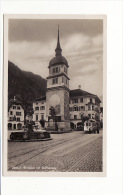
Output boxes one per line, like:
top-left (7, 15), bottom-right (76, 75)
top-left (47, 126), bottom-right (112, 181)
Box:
top-left (8, 131), bottom-right (103, 172)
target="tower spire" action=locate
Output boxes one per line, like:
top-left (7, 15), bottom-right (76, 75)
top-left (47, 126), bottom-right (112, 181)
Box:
top-left (55, 25), bottom-right (62, 56)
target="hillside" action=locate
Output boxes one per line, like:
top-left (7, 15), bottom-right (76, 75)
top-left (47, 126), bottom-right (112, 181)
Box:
top-left (8, 61), bottom-right (47, 112)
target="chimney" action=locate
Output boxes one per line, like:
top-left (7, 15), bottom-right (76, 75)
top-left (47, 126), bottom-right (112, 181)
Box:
top-left (78, 85), bottom-right (81, 89)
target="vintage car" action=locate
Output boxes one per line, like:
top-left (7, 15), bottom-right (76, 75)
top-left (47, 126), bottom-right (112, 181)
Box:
top-left (10, 123), bottom-right (51, 141)
top-left (84, 119), bottom-right (97, 134)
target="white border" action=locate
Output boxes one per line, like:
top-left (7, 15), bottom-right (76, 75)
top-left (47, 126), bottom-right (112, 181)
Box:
top-left (1, 1), bottom-right (123, 195)
top-left (3, 14), bottom-right (106, 178)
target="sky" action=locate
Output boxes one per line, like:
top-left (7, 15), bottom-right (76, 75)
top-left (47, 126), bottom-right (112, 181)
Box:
top-left (8, 19), bottom-right (103, 99)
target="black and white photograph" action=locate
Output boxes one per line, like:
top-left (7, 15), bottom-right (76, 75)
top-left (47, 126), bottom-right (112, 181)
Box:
top-left (3, 15), bottom-right (106, 176)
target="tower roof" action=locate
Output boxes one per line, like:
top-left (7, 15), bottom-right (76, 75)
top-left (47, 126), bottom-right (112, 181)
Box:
top-left (55, 25), bottom-right (62, 56)
top-left (49, 26), bottom-right (68, 68)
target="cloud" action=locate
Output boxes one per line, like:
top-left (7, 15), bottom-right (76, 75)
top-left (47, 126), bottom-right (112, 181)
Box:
top-left (8, 19), bottom-right (103, 97)
top-left (9, 19), bottom-right (103, 42)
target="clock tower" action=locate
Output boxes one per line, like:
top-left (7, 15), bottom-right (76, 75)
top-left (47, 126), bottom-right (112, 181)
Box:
top-left (46, 26), bottom-right (70, 131)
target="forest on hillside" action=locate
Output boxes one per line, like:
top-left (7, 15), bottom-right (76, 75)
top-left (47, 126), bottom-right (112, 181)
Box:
top-left (8, 61), bottom-right (47, 114)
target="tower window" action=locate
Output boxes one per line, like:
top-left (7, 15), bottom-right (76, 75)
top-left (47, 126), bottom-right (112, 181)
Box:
top-left (62, 77), bottom-right (64, 83)
top-left (56, 67), bottom-right (58, 73)
top-left (66, 78), bottom-right (67, 84)
top-left (64, 66), bottom-right (67, 74)
top-left (53, 68), bottom-right (55, 73)
top-left (52, 78), bottom-right (58, 84)
top-left (52, 67), bottom-right (59, 74)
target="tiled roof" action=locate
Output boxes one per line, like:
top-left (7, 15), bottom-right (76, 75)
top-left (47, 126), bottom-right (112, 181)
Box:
top-left (49, 55), bottom-right (68, 68)
top-left (34, 96), bottom-right (46, 102)
top-left (33, 90), bottom-right (101, 103)
top-left (70, 89), bottom-right (95, 97)
top-left (8, 99), bottom-right (24, 111)
top-left (70, 89), bottom-right (101, 103)
top-left (85, 102), bottom-right (95, 105)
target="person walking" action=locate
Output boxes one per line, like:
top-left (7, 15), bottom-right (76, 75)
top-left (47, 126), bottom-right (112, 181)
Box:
top-left (97, 123), bottom-right (100, 134)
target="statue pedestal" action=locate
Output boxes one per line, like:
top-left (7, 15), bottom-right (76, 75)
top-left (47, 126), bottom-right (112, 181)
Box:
top-left (45, 120), bottom-right (70, 132)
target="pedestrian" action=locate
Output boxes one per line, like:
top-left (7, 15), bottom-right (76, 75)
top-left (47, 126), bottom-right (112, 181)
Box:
top-left (28, 122), bottom-right (33, 139)
top-left (97, 124), bottom-right (100, 134)
top-left (94, 127), bottom-right (96, 134)
top-left (55, 123), bottom-right (58, 131)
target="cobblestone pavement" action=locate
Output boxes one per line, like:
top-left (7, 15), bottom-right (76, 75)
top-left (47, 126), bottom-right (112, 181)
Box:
top-left (8, 131), bottom-right (103, 172)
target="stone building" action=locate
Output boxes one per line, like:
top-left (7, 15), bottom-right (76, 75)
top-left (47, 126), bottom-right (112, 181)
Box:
top-left (33, 27), bottom-right (101, 130)
top-left (8, 96), bottom-right (24, 130)
top-left (69, 89), bottom-right (101, 129)
top-left (33, 96), bottom-right (46, 122)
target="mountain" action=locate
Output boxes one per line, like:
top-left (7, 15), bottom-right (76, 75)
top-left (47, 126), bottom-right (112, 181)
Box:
top-left (8, 61), bottom-right (47, 112)
top-left (99, 95), bottom-right (103, 107)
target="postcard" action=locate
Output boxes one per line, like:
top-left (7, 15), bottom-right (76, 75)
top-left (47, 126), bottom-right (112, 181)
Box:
top-left (3, 14), bottom-right (106, 177)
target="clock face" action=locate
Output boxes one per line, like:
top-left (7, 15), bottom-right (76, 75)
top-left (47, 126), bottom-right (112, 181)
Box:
top-left (49, 94), bottom-right (61, 115)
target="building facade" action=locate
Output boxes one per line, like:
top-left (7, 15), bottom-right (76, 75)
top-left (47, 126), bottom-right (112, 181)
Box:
top-left (33, 88), bottom-right (101, 129)
top-left (33, 96), bottom-right (46, 122)
top-left (69, 89), bottom-right (101, 128)
top-left (33, 27), bottom-right (101, 130)
top-left (8, 97), bottom-right (24, 130)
